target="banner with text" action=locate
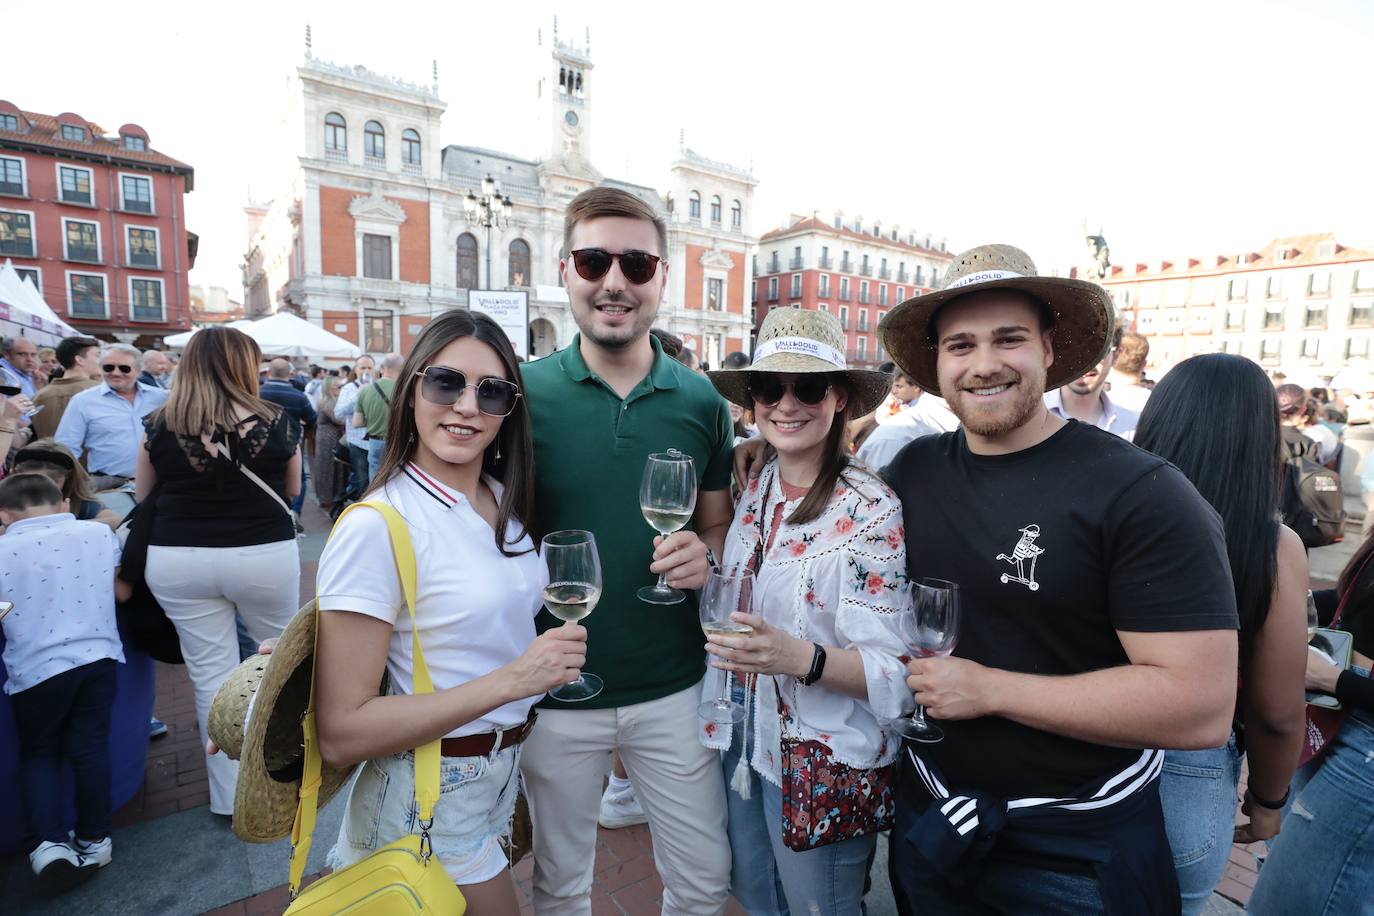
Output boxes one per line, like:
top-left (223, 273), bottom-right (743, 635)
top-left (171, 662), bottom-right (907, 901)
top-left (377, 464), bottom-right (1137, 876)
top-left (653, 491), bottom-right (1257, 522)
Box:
top-left (469, 290), bottom-right (530, 360)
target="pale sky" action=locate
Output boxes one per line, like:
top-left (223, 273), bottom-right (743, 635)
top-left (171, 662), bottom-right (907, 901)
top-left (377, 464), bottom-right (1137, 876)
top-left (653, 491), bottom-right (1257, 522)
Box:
top-left (7, 0), bottom-right (1372, 295)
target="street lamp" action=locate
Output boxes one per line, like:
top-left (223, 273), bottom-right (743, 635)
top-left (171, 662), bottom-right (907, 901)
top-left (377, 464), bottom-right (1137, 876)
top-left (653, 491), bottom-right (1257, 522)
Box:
top-left (463, 175), bottom-right (513, 289)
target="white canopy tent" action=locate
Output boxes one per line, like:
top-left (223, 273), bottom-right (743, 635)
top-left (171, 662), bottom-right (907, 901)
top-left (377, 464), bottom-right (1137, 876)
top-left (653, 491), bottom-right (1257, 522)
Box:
top-left (165, 313), bottom-right (362, 361)
top-left (163, 319), bottom-right (251, 348)
top-left (0, 259), bottom-right (80, 347)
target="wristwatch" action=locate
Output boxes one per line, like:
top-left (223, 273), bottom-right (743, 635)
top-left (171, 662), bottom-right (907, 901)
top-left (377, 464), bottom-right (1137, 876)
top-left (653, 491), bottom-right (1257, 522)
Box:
top-left (798, 643), bottom-right (828, 687)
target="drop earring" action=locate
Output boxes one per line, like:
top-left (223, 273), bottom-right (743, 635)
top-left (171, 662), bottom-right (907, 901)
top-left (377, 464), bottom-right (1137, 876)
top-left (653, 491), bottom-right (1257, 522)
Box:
top-left (495, 441), bottom-right (502, 461)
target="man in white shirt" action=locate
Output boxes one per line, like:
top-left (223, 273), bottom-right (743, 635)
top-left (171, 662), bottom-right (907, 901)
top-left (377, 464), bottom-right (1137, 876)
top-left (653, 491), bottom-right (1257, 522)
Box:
top-left (1044, 328), bottom-right (1139, 439)
top-left (858, 390), bottom-right (961, 469)
top-left (333, 354), bottom-right (375, 496)
top-left (1106, 330), bottom-right (1152, 414)
top-left (54, 344), bottom-right (168, 490)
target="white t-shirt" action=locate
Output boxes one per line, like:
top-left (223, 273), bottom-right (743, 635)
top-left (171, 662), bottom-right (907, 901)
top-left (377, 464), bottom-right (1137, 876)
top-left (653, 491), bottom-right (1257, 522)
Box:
top-left (2, 513), bottom-right (125, 695)
top-left (316, 463), bottom-right (546, 737)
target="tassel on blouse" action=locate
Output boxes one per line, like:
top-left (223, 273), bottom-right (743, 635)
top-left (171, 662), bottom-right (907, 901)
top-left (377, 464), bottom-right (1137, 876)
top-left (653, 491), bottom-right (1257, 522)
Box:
top-left (729, 672), bottom-right (755, 800)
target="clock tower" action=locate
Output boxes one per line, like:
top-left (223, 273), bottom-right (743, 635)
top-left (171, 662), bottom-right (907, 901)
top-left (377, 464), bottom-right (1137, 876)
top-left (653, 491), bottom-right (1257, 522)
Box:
top-left (536, 21), bottom-right (593, 167)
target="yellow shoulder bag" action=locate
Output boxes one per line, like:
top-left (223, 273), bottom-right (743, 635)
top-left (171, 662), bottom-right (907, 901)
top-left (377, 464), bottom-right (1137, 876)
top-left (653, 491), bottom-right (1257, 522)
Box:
top-left (284, 501), bottom-right (466, 915)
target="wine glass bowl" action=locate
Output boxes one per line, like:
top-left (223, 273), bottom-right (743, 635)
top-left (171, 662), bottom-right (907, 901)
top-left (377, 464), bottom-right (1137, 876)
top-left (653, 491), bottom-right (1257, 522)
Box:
top-left (637, 450), bottom-right (698, 605)
top-left (698, 568), bottom-right (754, 725)
top-left (542, 529), bottom-right (603, 702)
top-left (893, 578), bottom-right (961, 743)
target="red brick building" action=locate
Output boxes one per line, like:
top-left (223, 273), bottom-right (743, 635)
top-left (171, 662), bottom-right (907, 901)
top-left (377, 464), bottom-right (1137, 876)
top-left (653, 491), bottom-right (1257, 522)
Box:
top-left (755, 214), bottom-right (953, 366)
top-left (0, 101), bottom-right (195, 344)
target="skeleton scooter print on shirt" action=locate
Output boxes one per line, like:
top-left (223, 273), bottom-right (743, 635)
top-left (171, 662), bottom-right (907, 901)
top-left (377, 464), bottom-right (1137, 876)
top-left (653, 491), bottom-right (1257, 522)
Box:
top-left (996, 524), bottom-right (1045, 591)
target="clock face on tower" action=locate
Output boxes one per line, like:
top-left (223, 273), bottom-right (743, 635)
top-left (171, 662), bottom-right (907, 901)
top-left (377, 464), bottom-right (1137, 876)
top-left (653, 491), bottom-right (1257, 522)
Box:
top-left (564, 110), bottom-right (579, 128)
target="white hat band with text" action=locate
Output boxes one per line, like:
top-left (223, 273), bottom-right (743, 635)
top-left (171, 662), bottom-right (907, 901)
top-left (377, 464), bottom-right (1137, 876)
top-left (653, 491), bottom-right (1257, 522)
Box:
top-left (752, 336), bottom-right (848, 369)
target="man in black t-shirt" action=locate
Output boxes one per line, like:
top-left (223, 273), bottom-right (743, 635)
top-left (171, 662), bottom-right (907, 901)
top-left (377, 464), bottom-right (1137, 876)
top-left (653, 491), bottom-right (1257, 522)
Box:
top-left (876, 244), bottom-right (1239, 915)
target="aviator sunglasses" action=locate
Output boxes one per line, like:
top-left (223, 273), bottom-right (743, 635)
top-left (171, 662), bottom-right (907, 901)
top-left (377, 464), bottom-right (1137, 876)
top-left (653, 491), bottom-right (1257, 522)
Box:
top-left (569, 248), bottom-right (664, 285)
top-left (749, 373), bottom-right (835, 407)
top-left (102, 363), bottom-right (136, 374)
top-left (414, 366), bottom-right (521, 417)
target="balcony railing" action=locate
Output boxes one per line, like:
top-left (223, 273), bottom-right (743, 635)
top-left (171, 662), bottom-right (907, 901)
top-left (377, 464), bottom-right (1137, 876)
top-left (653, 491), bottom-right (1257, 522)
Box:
top-left (840, 260), bottom-right (852, 273)
top-left (879, 268), bottom-right (891, 280)
top-left (789, 257), bottom-right (804, 269)
top-left (839, 289), bottom-right (852, 301)
top-left (768, 262), bottom-right (780, 274)
top-left (365, 155), bottom-right (386, 170)
top-left (402, 162), bottom-right (423, 177)
top-left (858, 265), bottom-right (873, 277)
top-left (819, 256), bottom-right (833, 269)
top-left (767, 289), bottom-right (779, 302)
top-left (858, 294), bottom-right (871, 305)
top-left (858, 322), bottom-right (871, 332)
top-left (67, 246), bottom-right (100, 264)
top-left (817, 286), bottom-right (831, 299)
top-left (897, 270), bottom-right (910, 283)
top-left (839, 319), bottom-right (851, 330)
top-left (325, 148), bottom-right (348, 163)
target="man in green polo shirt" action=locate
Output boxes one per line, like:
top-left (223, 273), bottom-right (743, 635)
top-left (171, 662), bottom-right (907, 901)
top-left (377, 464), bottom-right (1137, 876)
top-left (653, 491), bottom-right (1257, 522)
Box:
top-left (352, 352), bottom-right (402, 480)
top-left (521, 187), bottom-right (735, 915)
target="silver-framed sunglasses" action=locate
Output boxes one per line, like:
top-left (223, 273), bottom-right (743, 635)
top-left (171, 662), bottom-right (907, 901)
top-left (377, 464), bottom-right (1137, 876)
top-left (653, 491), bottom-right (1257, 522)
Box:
top-left (413, 366), bottom-right (521, 417)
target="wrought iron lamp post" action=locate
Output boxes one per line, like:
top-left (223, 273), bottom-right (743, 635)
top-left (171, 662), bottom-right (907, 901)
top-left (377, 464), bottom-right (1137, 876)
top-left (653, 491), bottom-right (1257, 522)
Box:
top-left (463, 175), bottom-right (513, 289)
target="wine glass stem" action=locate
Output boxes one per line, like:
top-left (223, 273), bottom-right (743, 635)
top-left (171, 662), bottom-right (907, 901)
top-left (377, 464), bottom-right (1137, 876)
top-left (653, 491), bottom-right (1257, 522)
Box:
top-left (911, 704), bottom-right (929, 729)
top-left (654, 572), bottom-right (670, 591)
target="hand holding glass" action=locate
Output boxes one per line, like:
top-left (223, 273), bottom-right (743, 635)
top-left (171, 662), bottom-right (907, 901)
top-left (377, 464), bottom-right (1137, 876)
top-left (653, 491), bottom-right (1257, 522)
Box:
top-left (698, 568), bottom-right (754, 724)
top-left (893, 578), bottom-right (961, 743)
top-left (541, 530), bottom-right (603, 702)
top-left (638, 449), bottom-right (698, 605)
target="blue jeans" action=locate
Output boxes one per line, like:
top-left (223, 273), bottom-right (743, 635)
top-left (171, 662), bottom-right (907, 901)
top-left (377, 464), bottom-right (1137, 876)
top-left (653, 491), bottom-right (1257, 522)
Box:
top-left (721, 723), bottom-right (876, 915)
top-left (1250, 687), bottom-right (1374, 914)
top-left (1160, 733), bottom-right (1241, 916)
top-left (9, 659), bottom-right (118, 844)
top-left (889, 831), bottom-right (1105, 915)
top-left (366, 438), bottom-right (386, 481)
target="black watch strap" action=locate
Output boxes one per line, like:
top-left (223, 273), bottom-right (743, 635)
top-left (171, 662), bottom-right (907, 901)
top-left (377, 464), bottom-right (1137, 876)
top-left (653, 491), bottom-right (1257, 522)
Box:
top-left (798, 643), bottom-right (827, 686)
top-left (1247, 786), bottom-right (1290, 811)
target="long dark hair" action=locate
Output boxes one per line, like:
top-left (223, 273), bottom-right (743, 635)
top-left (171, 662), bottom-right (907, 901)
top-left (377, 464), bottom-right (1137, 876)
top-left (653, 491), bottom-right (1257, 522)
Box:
top-left (1134, 354), bottom-right (1282, 652)
top-left (367, 310), bottom-right (536, 556)
top-left (784, 374), bottom-right (855, 526)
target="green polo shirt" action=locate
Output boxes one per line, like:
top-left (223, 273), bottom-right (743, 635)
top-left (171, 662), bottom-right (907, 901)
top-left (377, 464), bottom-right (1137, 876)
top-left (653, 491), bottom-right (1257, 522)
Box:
top-left (524, 333), bottom-right (734, 709)
top-left (354, 378), bottom-right (395, 439)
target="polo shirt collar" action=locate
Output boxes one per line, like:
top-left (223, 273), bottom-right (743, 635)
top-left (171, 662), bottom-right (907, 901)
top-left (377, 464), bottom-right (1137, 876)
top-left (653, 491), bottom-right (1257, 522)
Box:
top-left (1045, 387), bottom-right (1121, 432)
top-left (403, 462), bottom-right (461, 511)
top-left (558, 333), bottom-right (681, 391)
top-left (6, 512), bottom-right (75, 534)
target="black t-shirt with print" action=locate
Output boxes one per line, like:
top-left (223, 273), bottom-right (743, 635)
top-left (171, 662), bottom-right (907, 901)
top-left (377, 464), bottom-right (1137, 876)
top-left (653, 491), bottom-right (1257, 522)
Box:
top-left (883, 420), bottom-right (1238, 801)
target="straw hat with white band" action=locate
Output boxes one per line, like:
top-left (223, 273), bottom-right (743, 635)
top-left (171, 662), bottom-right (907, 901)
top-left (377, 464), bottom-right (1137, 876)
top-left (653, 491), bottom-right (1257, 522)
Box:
top-left (708, 308), bottom-right (891, 417)
top-left (877, 243), bottom-right (1116, 397)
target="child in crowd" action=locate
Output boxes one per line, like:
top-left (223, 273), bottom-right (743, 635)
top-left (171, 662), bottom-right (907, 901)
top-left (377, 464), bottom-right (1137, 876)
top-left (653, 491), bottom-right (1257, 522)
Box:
top-left (0, 473), bottom-right (130, 890)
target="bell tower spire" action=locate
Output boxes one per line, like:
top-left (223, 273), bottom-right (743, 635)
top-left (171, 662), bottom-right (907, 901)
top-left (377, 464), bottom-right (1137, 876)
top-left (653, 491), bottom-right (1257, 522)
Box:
top-left (537, 20), bottom-right (594, 165)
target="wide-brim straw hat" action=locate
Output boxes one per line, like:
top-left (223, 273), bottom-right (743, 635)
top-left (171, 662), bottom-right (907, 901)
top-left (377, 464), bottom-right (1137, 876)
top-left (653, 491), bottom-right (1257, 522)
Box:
top-left (207, 601), bottom-right (355, 843)
top-left (878, 243), bottom-right (1116, 396)
top-left (709, 308), bottom-right (891, 416)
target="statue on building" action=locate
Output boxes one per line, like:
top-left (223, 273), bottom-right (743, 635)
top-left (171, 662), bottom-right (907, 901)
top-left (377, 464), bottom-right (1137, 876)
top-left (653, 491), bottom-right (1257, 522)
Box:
top-left (1083, 229), bottom-right (1111, 280)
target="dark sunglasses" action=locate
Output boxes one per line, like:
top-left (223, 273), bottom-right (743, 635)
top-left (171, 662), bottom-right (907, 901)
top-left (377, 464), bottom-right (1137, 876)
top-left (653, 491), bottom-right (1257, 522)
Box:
top-left (749, 373), bottom-right (835, 407)
top-left (102, 364), bottom-right (135, 374)
top-left (414, 367), bottom-right (521, 416)
top-left (569, 248), bottom-right (663, 285)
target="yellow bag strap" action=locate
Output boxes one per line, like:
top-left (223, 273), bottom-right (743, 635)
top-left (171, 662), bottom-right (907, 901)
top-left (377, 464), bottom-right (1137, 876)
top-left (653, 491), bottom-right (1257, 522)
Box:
top-left (288, 500), bottom-right (440, 896)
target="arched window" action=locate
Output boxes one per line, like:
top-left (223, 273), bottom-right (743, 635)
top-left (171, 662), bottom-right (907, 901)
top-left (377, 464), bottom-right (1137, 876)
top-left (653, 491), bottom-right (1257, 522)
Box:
top-left (710, 195), bottom-right (722, 224)
top-left (364, 120), bottom-right (385, 159)
top-left (689, 191), bottom-right (701, 220)
top-left (324, 112), bottom-right (347, 151)
top-left (456, 233), bottom-right (479, 289)
top-left (509, 239), bottom-right (531, 287)
top-left (731, 200), bottom-right (742, 228)
top-left (401, 128), bottom-right (421, 165)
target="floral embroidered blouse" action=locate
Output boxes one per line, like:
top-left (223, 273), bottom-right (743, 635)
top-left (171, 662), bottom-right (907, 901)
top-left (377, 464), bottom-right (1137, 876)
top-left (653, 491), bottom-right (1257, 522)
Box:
top-left (699, 457), bottom-right (913, 787)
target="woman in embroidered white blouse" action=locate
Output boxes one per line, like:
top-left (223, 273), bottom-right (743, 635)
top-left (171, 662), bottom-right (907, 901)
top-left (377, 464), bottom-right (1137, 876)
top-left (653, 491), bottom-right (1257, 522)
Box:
top-left (701, 308), bottom-right (912, 915)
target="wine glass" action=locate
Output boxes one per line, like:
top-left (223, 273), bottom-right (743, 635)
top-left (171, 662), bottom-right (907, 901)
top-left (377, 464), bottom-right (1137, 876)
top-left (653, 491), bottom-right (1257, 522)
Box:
top-left (637, 449), bottom-right (698, 605)
top-left (542, 530), bottom-right (604, 702)
top-left (1306, 590), bottom-right (1320, 641)
top-left (698, 567), bottom-right (755, 724)
top-left (892, 578), bottom-right (961, 743)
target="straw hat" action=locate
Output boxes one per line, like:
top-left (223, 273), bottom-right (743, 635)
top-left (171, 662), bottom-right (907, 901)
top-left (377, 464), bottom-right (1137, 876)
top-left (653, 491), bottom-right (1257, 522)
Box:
top-left (878, 244), bottom-right (1116, 396)
top-left (709, 308), bottom-right (891, 416)
top-left (206, 601), bottom-right (356, 843)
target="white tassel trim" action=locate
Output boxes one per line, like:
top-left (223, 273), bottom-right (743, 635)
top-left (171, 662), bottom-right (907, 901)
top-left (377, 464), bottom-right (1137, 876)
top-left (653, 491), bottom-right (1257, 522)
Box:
top-left (729, 672), bottom-right (754, 800)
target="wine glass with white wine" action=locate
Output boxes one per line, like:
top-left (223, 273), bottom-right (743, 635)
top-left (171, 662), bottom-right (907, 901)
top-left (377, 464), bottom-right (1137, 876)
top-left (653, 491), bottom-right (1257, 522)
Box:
top-left (698, 567), bottom-right (754, 724)
top-left (542, 529), bottom-right (603, 702)
top-left (637, 449), bottom-right (698, 605)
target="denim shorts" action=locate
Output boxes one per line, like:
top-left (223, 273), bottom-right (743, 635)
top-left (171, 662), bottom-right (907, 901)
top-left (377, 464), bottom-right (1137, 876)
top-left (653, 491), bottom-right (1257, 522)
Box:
top-left (328, 743), bottom-right (522, 885)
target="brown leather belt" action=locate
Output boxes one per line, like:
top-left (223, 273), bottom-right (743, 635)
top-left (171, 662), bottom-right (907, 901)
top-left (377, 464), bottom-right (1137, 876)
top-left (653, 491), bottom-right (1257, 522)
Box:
top-left (439, 710), bottom-right (537, 758)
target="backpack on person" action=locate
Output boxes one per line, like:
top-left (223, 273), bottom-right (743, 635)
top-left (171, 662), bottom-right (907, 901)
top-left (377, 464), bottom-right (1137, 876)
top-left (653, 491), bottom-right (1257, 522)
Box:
top-left (1280, 449), bottom-right (1346, 548)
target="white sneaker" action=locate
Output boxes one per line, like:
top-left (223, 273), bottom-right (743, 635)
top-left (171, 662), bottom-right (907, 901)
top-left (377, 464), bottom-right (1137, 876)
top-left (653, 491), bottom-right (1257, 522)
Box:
top-left (598, 785), bottom-right (647, 829)
top-left (74, 836), bottom-right (113, 868)
top-left (29, 841), bottom-right (92, 890)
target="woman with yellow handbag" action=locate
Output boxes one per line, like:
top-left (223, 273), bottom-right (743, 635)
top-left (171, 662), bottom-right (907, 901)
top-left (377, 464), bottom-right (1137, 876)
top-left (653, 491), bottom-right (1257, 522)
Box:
top-left (312, 310), bottom-right (588, 913)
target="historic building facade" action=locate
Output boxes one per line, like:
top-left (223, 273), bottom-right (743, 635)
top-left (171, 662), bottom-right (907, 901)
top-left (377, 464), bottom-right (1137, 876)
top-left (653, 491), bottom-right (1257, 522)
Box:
top-left (1100, 233), bottom-right (1374, 376)
top-left (243, 33), bottom-right (757, 362)
top-left (0, 101), bottom-right (195, 344)
top-left (754, 214), bottom-right (953, 366)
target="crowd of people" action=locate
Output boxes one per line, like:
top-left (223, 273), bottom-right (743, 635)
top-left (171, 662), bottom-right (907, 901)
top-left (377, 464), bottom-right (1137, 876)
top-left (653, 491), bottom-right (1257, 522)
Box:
top-left (2, 186), bottom-right (1373, 915)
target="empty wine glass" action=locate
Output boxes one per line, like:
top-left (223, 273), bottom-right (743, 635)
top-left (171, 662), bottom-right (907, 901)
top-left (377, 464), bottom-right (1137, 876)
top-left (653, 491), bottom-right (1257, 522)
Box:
top-left (637, 449), bottom-right (698, 605)
top-left (542, 530), bottom-right (603, 702)
top-left (893, 578), bottom-right (961, 743)
top-left (1306, 590), bottom-right (1319, 641)
top-left (698, 567), bottom-right (755, 724)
